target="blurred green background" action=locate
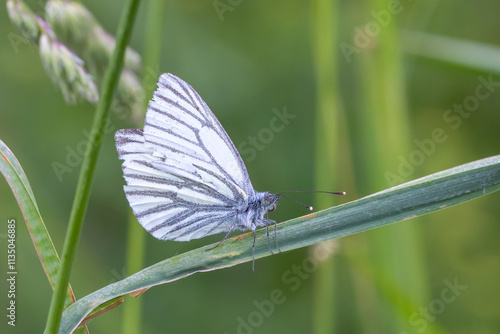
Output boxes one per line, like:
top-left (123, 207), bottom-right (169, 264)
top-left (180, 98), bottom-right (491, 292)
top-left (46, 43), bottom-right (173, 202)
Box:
top-left (1, 0), bottom-right (499, 333)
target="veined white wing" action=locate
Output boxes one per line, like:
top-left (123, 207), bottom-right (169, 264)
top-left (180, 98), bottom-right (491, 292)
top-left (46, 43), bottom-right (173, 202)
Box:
top-left (116, 73), bottom-right (344, 269)
top-left (115, 73), bottom-right (256, 241)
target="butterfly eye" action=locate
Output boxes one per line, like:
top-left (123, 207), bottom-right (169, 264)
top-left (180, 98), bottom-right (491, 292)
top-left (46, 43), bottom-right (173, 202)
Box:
top-left (268, 204), bottom-right (276, 212)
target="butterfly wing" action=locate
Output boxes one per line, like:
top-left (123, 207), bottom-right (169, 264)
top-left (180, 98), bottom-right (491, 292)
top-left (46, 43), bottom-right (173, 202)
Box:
top-left (115, 73), bottom-right (254, 241)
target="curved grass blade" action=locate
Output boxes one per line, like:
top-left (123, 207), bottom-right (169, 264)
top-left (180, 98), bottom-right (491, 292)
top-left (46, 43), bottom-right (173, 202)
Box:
top-left (0, 140), bottom-right (88, 334)
top-left (403, 31), bottom-right (500, 75)
top-left (59, 155), bottom-right (500, 333)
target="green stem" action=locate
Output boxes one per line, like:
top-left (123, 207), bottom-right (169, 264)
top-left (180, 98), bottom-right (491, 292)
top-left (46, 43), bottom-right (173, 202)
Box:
top-left (122, 211), bottom-right (147, 333)
top-left (357, 0), bottom-right (429, 331)
top-left (310, 0), bottom-right (342, 333)
top-left (43, 0), bottom-right (141, 333)
top-left (122, 1), bottom-right (166, 333)
top-left (311, 0), bottom-right (340, 202)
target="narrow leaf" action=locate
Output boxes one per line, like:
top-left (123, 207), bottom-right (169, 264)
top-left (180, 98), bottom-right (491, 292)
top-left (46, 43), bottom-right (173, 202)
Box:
top-left (0, 140), bottom-right (88, 333)
top-left (59, 155), bottom-right (500, 333)
top-left (403, 31), bottom-right (500, 74)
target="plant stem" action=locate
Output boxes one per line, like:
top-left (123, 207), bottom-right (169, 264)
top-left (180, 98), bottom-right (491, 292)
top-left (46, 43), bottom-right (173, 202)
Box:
top-left (356, 0), bottom-right (429, 331)
top-left (122, 1), bottom-right (165, 333)
top-left (310, 0), bottom-right (343, 332)
top-left (43, 0), bottom-right (141, 333)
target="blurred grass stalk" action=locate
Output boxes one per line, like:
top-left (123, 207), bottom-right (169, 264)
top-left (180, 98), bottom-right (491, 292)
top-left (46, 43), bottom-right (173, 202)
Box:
top-left (310, 0), bottom-right (343, 333)
top-left (123, 207), bottom-right (146, 334)
top-left (403, 30), bottom-right (500, 75)
top-left (43, 0), bottom-right (141, 332)
top-left (355, 0), bottom-right (431, 332)
top-left (122, 0), bottom-right (166, 333)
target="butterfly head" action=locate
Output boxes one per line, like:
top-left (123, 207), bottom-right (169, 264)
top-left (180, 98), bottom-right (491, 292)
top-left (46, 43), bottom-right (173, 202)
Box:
top-left (261, 192), bottom-right (279, 213)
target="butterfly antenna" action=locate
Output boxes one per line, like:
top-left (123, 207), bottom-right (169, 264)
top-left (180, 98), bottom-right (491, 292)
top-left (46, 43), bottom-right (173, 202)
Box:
top-left (276, 191), bottom-right (346, 211)
top-left (276, 190), bottom-right (346, 196)
top-left (277, 194), bottom-right (314, 211)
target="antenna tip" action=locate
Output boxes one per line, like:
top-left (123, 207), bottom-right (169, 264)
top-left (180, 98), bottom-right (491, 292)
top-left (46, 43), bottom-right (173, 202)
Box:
top-left (340, 191), bottom-right (346, 195)
top-left (308, 206), bottom-right (313, 211)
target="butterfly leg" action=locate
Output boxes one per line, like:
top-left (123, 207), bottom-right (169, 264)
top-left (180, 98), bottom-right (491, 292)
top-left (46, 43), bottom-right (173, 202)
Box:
top-left (252, 228), bottom-right (257, 272)
top-left (274, 220), bottom-right (281, 253)
top-left (207, 225), bottom-right (235, 251)
top-left (263, 218), bottom-right (280, 254)
top-left (266, 225), bottom-right (274, 255)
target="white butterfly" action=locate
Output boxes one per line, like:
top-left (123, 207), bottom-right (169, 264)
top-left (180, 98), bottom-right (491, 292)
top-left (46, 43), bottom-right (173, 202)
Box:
top-left (115, 73), bottom-right (282, 269)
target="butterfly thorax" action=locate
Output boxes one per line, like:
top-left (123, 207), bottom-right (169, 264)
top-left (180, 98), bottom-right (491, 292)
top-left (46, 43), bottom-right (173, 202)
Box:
top-left (235, 191), bottom-right (278, 231)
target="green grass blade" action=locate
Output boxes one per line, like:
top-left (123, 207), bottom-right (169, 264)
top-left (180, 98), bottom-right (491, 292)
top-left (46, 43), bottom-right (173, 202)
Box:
top-left (43, 0), bottom-right (142, 333)
top-left (0, 139), bottom-right (71, 299)
top-left (403, 31), bottom-right (500, 74)
top-left (357, 1), bottom-right (428, 331)
top-left (0, 140), bottom-right (88, 334)
top-left (58, 155), bottom-right (500, 333)
top-left (310, 0), bottom-right (342, 332)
